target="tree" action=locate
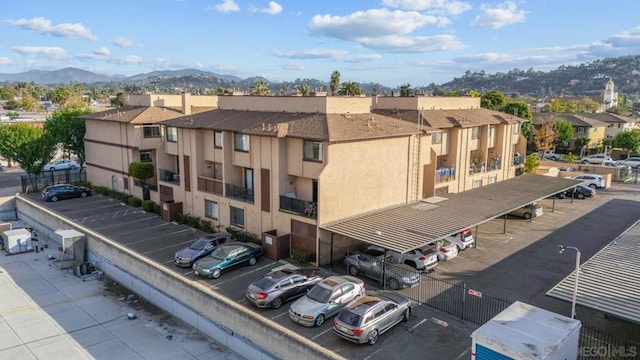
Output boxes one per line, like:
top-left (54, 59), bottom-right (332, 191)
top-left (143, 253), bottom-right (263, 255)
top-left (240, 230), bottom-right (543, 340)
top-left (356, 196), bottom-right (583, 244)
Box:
top-left (0, 86), bottom-right (16, 101)
top-left (251, 80), bottom-right (270, 96)
top-left (563, 152), bottom-right (577, 165)
top-left (111, 92), bottom-right (126, 107)
top-left (399, 84), bottom-right (412, 97)
top-left (296, 83), bottom-right (310, 96)
top-left (330, 71), bottom-right (340, 96)
top-left (338, 81), bottom-right (362, 96)
top-left (129, 162), bottom-right (155, 201)
top-left (45, 107), bottom-right (92, 170)
top-left (51, 86), bottom-right (74, 108)
top-left (523, 154), bottom-right (540, 174)
top-left (531, 118), bottom-right (557, 155)
top-left (0, 123), bottom-right (57, 187)
top-left (480, 91), bottom-right (506, 110)
top-left (554, 118), bottom-right (574, 146)
top-left (613, 129), bottom-right (640, 157)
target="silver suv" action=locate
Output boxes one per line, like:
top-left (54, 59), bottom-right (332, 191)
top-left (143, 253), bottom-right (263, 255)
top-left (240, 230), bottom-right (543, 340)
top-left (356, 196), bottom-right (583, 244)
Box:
top-left (345, 250), bottom-right (420, 290)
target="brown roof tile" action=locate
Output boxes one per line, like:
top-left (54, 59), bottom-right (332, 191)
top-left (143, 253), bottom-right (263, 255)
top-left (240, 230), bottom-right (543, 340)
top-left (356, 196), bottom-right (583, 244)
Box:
top-left (374, 108), bottom-right (522, 129)
top-left (81, 106), bottom-right (188, 124)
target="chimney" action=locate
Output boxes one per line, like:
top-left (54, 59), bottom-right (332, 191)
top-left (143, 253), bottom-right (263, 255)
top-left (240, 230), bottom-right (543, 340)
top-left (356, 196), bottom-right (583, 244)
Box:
top-left (182, 92), bottom-right (191, 115)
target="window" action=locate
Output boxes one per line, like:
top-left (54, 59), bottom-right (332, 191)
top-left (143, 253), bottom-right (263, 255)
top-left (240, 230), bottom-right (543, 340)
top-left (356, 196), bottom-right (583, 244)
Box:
top-left (143, 125), bottom-right (161, 138)
top-left (488, 176), bottom-right (497, 184)
top-left (166, 127), bottom-right (178, 142)
top-left (123, 178), bottom-right (129, 190)
top-left (303, 141), bottom-right (323, 162)
top-left (213, 162), bottom-right (223, 180)
top-left (472, 126), bottom-right (481, 139)
top-left (513, 123), bottom-right (520, 134)
top-left (214, 131), bottom-right (223, 148)
top-left (230, 206), bottom-right (245, 228)
top-left (205, 200), bottom-right (219, 219)
top-left (473, 179), bottom-right (482, 188)
top-left (489, 125), bottom-right (495, 138)
top-left (140, 151), bottom-right (152, 162)
top-left (577, 127), bottom-right (585, 133)
top-left (244, 168), bottom-right (254, 189)
top-left (432, 132), bottom-right (442, 144)
top-left (234, 133), bottom-right (250, 151)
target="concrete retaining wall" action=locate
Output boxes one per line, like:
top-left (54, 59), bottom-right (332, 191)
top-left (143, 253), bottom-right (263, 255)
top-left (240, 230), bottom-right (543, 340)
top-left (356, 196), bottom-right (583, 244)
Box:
top-left (0, 196), bottom-right (17, 221)
top-left (17, 195), bottom-right (345, 360)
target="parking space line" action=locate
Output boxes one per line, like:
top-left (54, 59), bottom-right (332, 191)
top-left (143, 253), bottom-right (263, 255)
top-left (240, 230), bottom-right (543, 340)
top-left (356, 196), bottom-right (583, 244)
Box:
top-left (454, 348), bottom-right (472, 360)
top-left (409, 318), bottom-right (427, 331)
top-left (271, 311), bottom-right (289, 320)
top-left (473, 246), bottom-right (488, 252)
top-left (436, 265), bottom-right (449, 272)
top-left (236, 263), bottom-right (277, 278)
top-left (311, 327), bottom-right (333, 340)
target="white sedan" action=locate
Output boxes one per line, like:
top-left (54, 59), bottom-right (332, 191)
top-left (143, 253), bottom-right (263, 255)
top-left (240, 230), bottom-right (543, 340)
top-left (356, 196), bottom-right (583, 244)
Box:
top-left (44, 159), bottom-right (80, 171)
top-left (622, 157), bottom-right (640, 168)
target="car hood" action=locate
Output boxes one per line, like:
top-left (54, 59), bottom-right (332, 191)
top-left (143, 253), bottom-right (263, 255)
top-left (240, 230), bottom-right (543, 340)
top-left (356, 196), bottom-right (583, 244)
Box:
top-left (175, 248), bottom-right (199, 259)
top-left (194, 256), bottom-right (225, 269)
top-left (290, 295), bottom-right (326, 315)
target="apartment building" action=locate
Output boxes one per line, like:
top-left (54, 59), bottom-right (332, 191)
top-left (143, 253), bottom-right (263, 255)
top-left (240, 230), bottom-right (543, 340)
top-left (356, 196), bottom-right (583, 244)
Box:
top-left (84, 93), bottom-right (526, 264)
top-left (532, 113), bottom-right (608, 149)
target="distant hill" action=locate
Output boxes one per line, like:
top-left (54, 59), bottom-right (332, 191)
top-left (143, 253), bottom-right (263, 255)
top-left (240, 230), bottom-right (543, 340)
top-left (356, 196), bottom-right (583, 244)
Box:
top-left (0, 67), bottom-right (119, 83)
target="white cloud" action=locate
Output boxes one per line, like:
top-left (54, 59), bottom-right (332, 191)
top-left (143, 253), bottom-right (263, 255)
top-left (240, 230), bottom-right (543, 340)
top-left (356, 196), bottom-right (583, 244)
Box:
top-left (5, 17), bottom-right (97, 41)
top-left (309, 9), bottom-right (444, 40)
top-left (94, 47), bottom-right (111, 56)
top-left (382, 0), bottom-right (472, 15)
top-left (214, 0), bottom-right (240, 13)
top-left (359, 34), bottom-right (465, 53)
top-left (261, 1), bottom-right (283, 15)
top-left (273, 48), bottom-right (382, 63)
top-left (113, 37), bottom-right (134, 48)
top-left (0, 57), bottom-right (12, 65)
top-left (12, 46), bottom-right (68, 59)
top-left (281, 62), bottom-right (304, 70)
top-left (471, 1), bottom-right (526, 29)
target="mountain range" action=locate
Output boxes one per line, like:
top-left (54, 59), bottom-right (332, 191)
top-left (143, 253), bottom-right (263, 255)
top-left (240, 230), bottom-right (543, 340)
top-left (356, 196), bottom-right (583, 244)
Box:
top-left (2, 55), bottom-right (640, 98)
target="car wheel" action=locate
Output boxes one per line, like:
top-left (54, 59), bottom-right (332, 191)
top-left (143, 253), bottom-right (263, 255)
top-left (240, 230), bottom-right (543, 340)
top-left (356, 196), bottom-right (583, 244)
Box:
top-left (523, 212), bottom-right (532, 220)
top-left (80, 192), bottom-right (88, 198)
top-left (589, 184), bottom-right (597, 189)
top-left (50, 196), bottom-right (59, 202)
top-left (582, 160), bottom-right (589, 164)
top-left (212, 268), bottom-right (221, 279)
top-left (314, 314), bottom-right (325, 327)
top-left (577, 193), bottom-right (585, 199)
top-left (349, 265), bottom-right (359, 276)
top-left (457, 245), bottom-right (463, 251)
top-left (248, 257), bottom-right (257, 266)
top-left (389, 278), bottom-right (400, 290)
top-left (367, 329), bottom-right (379, 345)
top-left (271, 297), bottom-right (283, 309)
top-left (69, 165), bottom-right (77, 170)
top-left (405, 260), bottom-right (417, 269)
top-left (402, 308), bottom-right (410, 322)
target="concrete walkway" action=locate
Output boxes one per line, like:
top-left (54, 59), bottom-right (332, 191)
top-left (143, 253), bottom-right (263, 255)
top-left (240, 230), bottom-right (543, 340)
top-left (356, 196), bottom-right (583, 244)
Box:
top-left (0, 241), bottom-right (244, 360)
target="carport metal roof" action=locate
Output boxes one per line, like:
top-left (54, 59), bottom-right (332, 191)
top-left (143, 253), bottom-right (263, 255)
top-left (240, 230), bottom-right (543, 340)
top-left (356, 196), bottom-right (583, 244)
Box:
top-left (321, 174), bottom-right (583, 254)
top-left (546, 221), bottom-right (640, 325)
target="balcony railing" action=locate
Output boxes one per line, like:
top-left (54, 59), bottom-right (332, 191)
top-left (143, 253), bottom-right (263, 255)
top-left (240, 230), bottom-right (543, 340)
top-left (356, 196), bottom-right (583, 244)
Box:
top-left (197, 176), bottom-right (223, 196)
top-left (225, 183), bottom-right (254, 203)
top-left (512, 154), bottom-right (523, 166)
top-left (469, 157), bottom-right (502, 175)
top-left (159, 168), bottom-right (180, 185)
top-left (134, 180), bottom-right (158, 192)
top-left (435, 167), bottom-right (456, 184)
top-left (279, 195), bottom-right (317, 219)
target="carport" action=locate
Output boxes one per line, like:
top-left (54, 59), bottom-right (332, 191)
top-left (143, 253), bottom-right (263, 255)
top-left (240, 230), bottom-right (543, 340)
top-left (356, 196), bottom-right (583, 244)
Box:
top-left (322, 174), bottom-right (583, 262)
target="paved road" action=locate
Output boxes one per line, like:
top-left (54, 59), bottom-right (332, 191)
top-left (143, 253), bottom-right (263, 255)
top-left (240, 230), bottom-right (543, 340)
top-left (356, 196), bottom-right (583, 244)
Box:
top-left (0, 167), bottom-right (24, 197)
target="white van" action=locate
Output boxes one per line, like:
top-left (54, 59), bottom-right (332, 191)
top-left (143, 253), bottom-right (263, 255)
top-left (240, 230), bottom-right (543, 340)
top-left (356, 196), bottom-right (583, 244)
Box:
top-left (509, 203), bottom-right (543, 219)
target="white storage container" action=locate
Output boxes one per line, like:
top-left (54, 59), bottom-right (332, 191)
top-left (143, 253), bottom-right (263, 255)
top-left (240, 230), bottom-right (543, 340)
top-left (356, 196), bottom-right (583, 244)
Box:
top-left (471, 301), bottom-right (581, 360)
top-left (2, 228), bottom-right (32, 254)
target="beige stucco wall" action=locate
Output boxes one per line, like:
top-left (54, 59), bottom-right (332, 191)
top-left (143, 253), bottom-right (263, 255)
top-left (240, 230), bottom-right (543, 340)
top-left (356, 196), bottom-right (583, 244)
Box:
top-left (374, 96), bottom-right (481, 110)
top-left (127, 94), bottom-right (218, 108)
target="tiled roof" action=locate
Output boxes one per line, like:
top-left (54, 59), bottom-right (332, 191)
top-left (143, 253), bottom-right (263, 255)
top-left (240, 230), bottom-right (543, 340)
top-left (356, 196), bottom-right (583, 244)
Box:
top-left (579, 112), bottom-right (639, 124)
top-left (81, 106), bottom-right (188, 124)
top-left (373, 108), bottom-right (522, 129)
top-left (321, 174), bottom-right (582, 254)
top-left (532, 113), bottom-right (608, 127)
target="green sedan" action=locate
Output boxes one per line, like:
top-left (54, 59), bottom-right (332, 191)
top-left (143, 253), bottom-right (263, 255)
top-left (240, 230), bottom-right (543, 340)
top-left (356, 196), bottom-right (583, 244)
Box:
top-left (192, 242), bottom-right (263, 279)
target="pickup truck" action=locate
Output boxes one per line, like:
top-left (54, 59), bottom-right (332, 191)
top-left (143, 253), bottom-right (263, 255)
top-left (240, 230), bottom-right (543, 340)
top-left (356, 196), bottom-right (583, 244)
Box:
top-left (537, 150), bottom-right (560, 160)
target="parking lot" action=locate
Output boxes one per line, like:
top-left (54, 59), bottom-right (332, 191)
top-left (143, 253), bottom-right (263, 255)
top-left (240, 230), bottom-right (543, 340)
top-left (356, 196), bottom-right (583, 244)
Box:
top-left (25, 182), bottom-right (640, 359)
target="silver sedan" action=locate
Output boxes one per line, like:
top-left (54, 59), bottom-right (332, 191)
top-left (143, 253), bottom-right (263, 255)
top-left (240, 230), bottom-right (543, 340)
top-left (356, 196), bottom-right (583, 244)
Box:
top-left (246, 268), bottom-right (323, 309)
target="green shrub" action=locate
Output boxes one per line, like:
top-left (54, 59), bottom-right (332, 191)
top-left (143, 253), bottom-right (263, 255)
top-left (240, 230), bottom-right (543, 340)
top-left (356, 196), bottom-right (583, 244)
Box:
top-left (128, 197), bottom-right (142, 207)
top-left (291, 249), bottom-right (313, 264)
top-left (175, 213), bottom-right (187, 224)
top-left (186, 214), bottom-right (200, 228)
top-left (152, 202), bottom-right (162, 215)
top-left (199, 220), bottom-right (213, 233)
top-left (142, 200), bottom-right (155, 212)
top-left (93, 185), bottom-right (109, 195)
top-left (80, 180), bottom-right (92, 188)
top-left (225, 227), bottom-right (261, 245)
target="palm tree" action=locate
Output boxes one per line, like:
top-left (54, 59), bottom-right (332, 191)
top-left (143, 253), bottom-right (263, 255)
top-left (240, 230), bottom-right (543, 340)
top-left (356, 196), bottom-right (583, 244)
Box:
top-left (330, 71), bottom-right (340, 96)
top-left (338, 81), bottom-right (362, 96)
top-left (251, 80), bottom-right (270, 96)
top-left (296, 83), bottom-right (310, 96)
top-left (400, 83), bottom-right (412, 97)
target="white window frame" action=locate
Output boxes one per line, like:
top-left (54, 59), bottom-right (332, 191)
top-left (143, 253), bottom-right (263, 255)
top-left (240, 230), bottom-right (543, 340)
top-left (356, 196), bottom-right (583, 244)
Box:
top-left (166, 127), bottom-right (178, 142)
top-left (204, 200), bottom-right (219, 220)
top-left (140, 151), bottom-right (152, 162)
top-left (303, 141), bottom-right (323, 162)
top-left (577, 127), bottom-right (585, 134)
top-left (234, 133), bottom-right (250, 152)
top-left (214, 131), bottom-right (223, 148)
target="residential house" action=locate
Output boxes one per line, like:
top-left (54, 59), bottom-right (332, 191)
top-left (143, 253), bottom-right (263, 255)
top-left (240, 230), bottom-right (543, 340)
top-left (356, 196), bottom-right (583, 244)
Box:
top-left (532, 113), bottom-right (608, 150)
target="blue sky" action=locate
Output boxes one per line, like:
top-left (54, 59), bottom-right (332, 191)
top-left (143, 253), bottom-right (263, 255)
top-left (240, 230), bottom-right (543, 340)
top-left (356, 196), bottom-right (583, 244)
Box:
top-left (1, 0), bottom-right (640, 86)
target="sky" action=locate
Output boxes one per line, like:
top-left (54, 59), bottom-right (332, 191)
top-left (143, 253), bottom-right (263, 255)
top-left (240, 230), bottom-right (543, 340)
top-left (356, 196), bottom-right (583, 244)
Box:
top-left (1, 0), bottom-right (640, 87)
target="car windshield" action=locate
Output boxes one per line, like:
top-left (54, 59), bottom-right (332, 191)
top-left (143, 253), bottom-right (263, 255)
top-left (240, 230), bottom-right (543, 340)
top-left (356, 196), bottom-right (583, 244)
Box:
top-left (306, 285), bottom-right (332, 303)
top-left (336, 310), bottom-right (362, 326)
top-left (253, 276), bottom-right (278, 290)
top-left (211, 246), bottom-right (231, 260)
top-left (189, 239), bottom-right (208, 250)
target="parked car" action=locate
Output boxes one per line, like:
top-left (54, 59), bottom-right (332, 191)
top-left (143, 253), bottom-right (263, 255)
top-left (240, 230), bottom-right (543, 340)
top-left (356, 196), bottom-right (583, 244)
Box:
top-left (537, 150), bottom-right (561, 161)
top-left (621, 157), bottom-right (640, 168)
top-left (345, 250), bottom-right (420, 290)
top-left (425, 239), bottom-right (458, 261)
top-left (333, 291), bottom-right (412, 345)
top-left (192, 242), bottom-right (263, 279)
top-left (446, 228), bottom-right (475, 251)
top-left (289, 275), bottom-right (365, 327)
top-left (174, 232), bottom-right (233, 268)
top-left (508, 203), bottom-right (543, 219)
top-left (581, 154), bottom-right (612, 164)
top-left (564, 184), bottom-right (595, 199)
top-left (601, 160), bottom-right (631, 170)
top-left (366, 245), bottom-right (437, 271)
top-left (569, 174), bottom-right (605, 189)
top-left (44, 159), bottom-right (80, 171)
top-left (41, 184), bottom-right (91, 202)
top-left (246, 268), bottom-right (324, 309)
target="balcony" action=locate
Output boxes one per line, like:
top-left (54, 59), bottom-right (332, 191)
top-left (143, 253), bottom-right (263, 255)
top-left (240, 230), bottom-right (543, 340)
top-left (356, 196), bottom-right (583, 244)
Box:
top-left (486, 156), bottom-right (502, 171)
top-left (512, 154), bottom-right (523, 166)
top-left (279, 195), bottom-right (317, 219)
top-left (159, 169), bottom-right (180, 185)
top-left (197, 176), bottom-right (223, 196)
top-left (435, 167), bottom-right (456, 184)
top-left (225, 183), bottom-right (254, 203)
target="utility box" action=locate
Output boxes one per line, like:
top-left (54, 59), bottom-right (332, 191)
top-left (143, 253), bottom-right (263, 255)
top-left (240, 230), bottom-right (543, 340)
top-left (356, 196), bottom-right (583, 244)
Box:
top-left (2, 228), bottom-right (32, 254)
top-left (471, 301), bottom-right (581, 360)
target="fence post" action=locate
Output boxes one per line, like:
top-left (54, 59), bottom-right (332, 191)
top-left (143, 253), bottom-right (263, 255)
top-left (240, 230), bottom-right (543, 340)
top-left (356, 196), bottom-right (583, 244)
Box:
top-left (461, 283), bottom-right (467, 322)
top-left (417, 272), bottom-right (422, 305)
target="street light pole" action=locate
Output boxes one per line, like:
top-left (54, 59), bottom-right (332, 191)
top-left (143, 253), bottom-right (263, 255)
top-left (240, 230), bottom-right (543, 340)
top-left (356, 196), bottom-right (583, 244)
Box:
top-left (558, 245), bottom-right (581, 319)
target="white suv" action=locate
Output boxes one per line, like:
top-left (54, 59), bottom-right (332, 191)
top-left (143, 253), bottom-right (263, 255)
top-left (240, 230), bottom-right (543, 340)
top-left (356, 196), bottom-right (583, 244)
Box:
top-left (581, 154), bottom-right (612, 164)
top-left (446, 229), bottom-right (475, 250)
top-left (570, 174), bottom-right (605, 189)
top-left (366, 245), bottom-right (438, 271)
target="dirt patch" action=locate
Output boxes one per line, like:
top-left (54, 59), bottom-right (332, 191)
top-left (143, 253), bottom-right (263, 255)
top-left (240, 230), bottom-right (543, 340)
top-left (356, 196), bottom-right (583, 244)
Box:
top-left (102, 276), bottom-right (164, 316)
